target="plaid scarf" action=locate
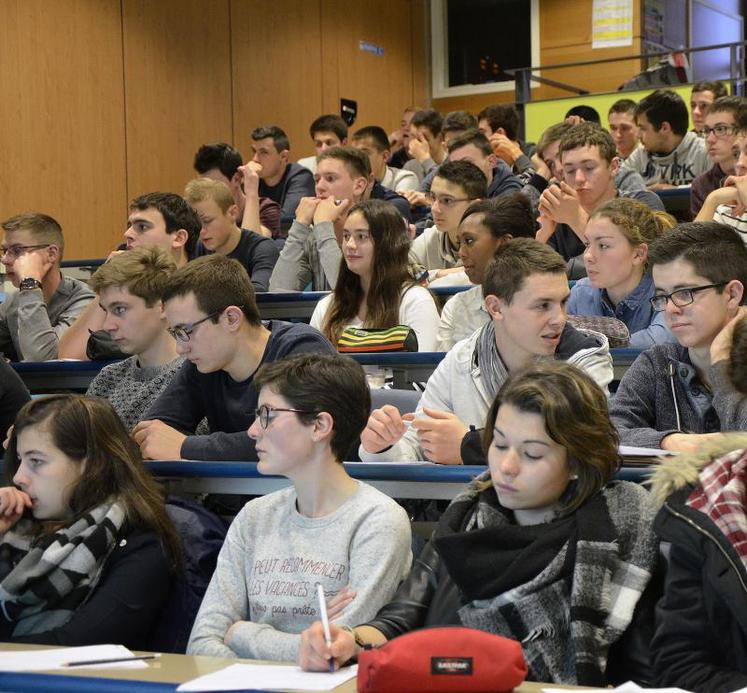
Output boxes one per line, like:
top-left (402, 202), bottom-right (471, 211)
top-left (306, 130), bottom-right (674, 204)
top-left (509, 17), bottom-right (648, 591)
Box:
top-left (687, 447), bottom-right (747, 571)
top-left (0, 500), bottom-right (125, 637)
top-left (475, 321), bottom-right (510, 401)
top-left (434, 472), bottom-right (657, 687)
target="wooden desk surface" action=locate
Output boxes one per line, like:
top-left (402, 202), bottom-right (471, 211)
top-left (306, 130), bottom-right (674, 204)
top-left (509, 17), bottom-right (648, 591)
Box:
top-left (0, 643), bottom-right (590, 691)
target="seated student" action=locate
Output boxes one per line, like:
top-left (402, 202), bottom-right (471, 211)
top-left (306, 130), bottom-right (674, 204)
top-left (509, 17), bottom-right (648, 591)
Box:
top-left (608, 98), bottom-right (641, 161)
top-left (310, 200), bottom-right (439, 351)
top-left (269, 147), bottom-right (409, 292)
top-left (538, 123), bottom-right (664, 278)
top-left (621, 89), bottom-right (710, 190)
top-left (403, 109), bottom-right (448, 183)
top-left (251, 125), bottom-right (316, 230)
top-left (269, 147), bottom-right (370, 292)
top-left (437, 194), bottom-right (537, 350)
top-left (133, 255), bottom-right (334, 461)
top-left (0, 213), bottom-right (94, 361)
top-left (610, 222), bottom-right (747, 452)
top-left (360, 239), bottom-right (612, 465)
top-left (568, 197), bottom-right (677, 348)
top-left (564, 104), bottom-right (601, 125)
top-left (351, 125), bottom-right (419, 193)
top-left (408, 160), bottom-right (487, 285)
top-left (296, 114), bottom-right (348, 175)
top-left (649, 432), bottom-right (747, 692)
top-left (477, 103), bottom-right (536, 174)
top-left (0, 394), bottom-right (180, 646)
top-left (58, 192), bottom-right (202, 361)
top-left (388, 106), bottom-right (419, 169)
top-left (187, 353), bottom-right (412, 661)
top-left (184, 177), bottom-right (279, 292)
top-left (690, 96), bottom-right (744, 216)
top-left (85, 247), bottom-right (183, 430)
top-left (301, 362), bottom-right (658, 688)
top-left (193, 142), bottom-right (281, 237)
top-left (690, 80), bottom-right (729, 134)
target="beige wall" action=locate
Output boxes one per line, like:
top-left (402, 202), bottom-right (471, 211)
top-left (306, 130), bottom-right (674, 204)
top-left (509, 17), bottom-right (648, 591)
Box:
top-left (0, 0), bottom-right (427, 259)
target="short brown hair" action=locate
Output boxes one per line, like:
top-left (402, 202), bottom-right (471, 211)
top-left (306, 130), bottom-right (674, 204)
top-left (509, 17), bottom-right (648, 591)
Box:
top-left (481, 361), bottom-right (620, 514)
top-left (254, 353), bottom-right (370, 462)
top-left (482, 238), bottom-right (565, 303)
top-left (317, 146), bottom-right (371, 179)
top-left (90, 246), bottom-right (177, 307)
top-left (536, 122), bottom-right (573, 159)
top-left (1, 213), bottom-right (65, 262)
top-left (558, 123), bottom-right (617, 164)
top-left (162, 255), bottom-right (261, 326)
top-left (184, 177), bottom-right (234, 214)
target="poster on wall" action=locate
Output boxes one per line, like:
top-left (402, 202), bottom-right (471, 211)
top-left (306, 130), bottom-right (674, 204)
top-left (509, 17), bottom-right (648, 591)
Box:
top-left (592, 0), bottom-right (634, 49)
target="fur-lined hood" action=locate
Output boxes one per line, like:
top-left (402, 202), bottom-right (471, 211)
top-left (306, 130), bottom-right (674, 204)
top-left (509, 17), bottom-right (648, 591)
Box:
top-left (648, 434), bottom-right (747, 508)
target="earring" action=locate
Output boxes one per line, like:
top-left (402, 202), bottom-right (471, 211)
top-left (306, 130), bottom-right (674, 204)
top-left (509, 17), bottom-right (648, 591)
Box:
top-left (570, 474), bottom-right (579, 480)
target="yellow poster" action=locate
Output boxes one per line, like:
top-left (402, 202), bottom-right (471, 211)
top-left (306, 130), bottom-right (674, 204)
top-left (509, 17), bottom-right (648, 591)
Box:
top-left (592, 0), bottom-right (634, 49)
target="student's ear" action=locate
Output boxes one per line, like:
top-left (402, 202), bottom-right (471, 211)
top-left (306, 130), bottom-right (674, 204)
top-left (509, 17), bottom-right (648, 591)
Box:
top-left (311, 411), bottom-right (334, 443)
top-left (609, 155), bottom-right (621, 176)
top-left (228, 204), bottom-right (239, 220)
top-left (659, 121), bottom-right (672, 135)
top-left (725, 279), bottom-right (745, 310)
top-left (224, 305), bottom-right (244, 330)
top-left (631, 242), bottom-right (648, 266)
top-left (496, 127), bottom-right (507, 137)
top-left (484, 294), bottom-right (505, 321)
top-left (340, 137), bottom-right (348, 146)
top-left (382, 148), bottom-right (391, 164)
top-left (280, 149), bottom-right (289, 164)
top-left (171, 228), bottom-right (188, 250)
top-left (354, 175), bottom-right (371, 199)
top-left (487, 152), bottom-right (498, 169)
top-left (46, 244), bottom-right (61, 266)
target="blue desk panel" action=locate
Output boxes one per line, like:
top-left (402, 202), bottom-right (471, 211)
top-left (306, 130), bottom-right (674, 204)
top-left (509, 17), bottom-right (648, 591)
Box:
top-left (0, 672), bottom-right (174, 693)
top-left (11, 360), bottom-right (117, 393)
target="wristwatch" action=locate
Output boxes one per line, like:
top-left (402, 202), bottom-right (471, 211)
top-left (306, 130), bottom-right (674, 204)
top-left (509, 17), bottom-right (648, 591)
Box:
top-left (19, 277), bottom-right (43, 292)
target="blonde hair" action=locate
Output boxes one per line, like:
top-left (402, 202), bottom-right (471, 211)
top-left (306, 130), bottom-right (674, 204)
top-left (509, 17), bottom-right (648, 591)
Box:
top-left (184, 177), bottom-right (234, 214)
top-left (90, 246), bottom-right (177, 307)
top-left (590, 197), bottom-right (675, 248)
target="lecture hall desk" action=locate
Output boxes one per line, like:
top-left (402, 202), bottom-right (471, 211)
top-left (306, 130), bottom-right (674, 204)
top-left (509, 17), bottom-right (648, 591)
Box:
top-left (0, 643), bottom-right (590, 692)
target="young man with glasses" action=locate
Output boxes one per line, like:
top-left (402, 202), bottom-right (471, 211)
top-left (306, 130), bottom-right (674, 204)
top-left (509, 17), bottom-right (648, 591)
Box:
top-left (0, 213), bottom-right (94, 361)
top-left (610, 222), bottom-right (747, 452)
top-left (408, 160), bottom-right (488, 286)
top-left (187, 352), bottom-right (411, 662)
top-left (133, 254), bottom-right (333, 461)
top-left (690, 96), bottom-right (745, 217)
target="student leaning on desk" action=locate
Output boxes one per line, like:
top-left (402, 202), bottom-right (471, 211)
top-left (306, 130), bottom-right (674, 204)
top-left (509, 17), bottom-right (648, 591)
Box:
top-left (0, 395), bottom-right (179, 646)
top-left (301, 362), bottom-right (659, 688)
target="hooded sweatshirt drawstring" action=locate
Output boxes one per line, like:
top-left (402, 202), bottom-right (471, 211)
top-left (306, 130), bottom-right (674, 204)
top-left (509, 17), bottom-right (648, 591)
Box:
top-left (668, 361), bottom-right (683, 432)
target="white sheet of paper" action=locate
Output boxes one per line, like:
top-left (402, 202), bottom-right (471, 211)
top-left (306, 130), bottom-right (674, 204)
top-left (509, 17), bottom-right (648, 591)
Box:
top-left (0, 644), bottom-right (148, 671)
top-left (619, 445), bottom-right (675, 458)
top-left (176, 663), bottom-right (358, 692)
top-left (544, 682), bottom-right (691, 693)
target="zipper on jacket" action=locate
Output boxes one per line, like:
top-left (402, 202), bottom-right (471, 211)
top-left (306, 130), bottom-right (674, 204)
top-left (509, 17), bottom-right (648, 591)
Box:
top-left (664, 502), bottom-right (747, 596)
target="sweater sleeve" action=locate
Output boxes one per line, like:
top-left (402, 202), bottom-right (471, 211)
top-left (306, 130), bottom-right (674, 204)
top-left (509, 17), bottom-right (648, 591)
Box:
top-left (187, 509), bottom-right (252, 658)
top-left (436, 296), bottom-right (458, 351)
top-left (400, 286), bottom-right (439, 352)
top-left (709, 360), bottom-right (747, 432)
top-left (629, 310), bottom-right (676, 349)
top-left (279, 168), bottom-right (315, 229)
top-left (609, 351), bottom-right (676, 448)
top-left (16, 286), bottom-right (93, 362)
top-left (248, 238), bottom-right (280, 292)
top-left (269, 221), bottom-right (314, 291)
top-left (313, 221), bottom-right (342, 290)
top-left (144, 362), bottom-right (203, 433)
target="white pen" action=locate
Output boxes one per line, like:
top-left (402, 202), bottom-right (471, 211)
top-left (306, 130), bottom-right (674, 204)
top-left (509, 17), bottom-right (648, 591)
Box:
top-left (316, 582), bottom-right (334, 673)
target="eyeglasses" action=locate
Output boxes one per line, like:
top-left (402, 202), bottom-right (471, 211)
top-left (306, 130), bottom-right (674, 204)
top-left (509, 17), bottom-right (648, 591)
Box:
top-left (702, 124), bottom-right (737, 138)
top-left (424, 192), bottom-right (473, 209)
top-left (254, 404), bottom-right (318, 429)
top-left (649, 283), bottom-right (726, 312)
top-left (0, 244), bottom-right (50, 259)
top-left (167, 310), bottom-right (222, 342)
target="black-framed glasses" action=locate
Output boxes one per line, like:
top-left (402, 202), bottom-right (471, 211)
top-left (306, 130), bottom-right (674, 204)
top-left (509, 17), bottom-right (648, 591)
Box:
top-left (254, 404), bottom-right (318, 429)
top-left (424, 192), bottom-right (473, 209)
top-left (0, 243), bottom-right (50, 258)
top-left (702, 124), bottom-right (737, 138)
top-left (167, 310), bottom-right (222, 342)
top-left (650, 283), bottom-right (727, 312)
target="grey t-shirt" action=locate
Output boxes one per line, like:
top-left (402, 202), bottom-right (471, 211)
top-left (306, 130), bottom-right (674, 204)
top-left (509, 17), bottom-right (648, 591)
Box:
top-left (187, 481), bottom-right (412, 662)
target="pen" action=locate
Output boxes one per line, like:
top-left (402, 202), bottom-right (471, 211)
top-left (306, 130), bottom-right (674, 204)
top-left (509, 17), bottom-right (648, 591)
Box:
top-left (62, 653), bottom-right (161, 667)
top-left (316, 583), bottom-right (334, 673)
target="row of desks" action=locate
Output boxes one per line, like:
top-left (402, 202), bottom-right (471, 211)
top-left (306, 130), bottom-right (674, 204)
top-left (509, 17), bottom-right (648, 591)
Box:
top-left (11, 347), bottom-right (642, 394)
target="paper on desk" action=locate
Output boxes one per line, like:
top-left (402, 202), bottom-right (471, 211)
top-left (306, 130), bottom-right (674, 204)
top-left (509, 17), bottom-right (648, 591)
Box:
top-left (543, 681), bottom-right (691, 693)
top-left (0, 644), bottom-right (149, 671)
top-left (177, 663), bottom-right (357, 692)
top-left (620, 445), bottom-right (675, 458)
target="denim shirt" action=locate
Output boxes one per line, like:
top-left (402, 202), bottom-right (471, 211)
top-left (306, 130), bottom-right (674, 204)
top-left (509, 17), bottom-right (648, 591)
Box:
top-left (567, 273), bottom-right (676, 348)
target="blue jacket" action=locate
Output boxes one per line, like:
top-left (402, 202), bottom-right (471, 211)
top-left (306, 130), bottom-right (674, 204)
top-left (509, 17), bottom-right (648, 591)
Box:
top-left (567, 273), bottom-right (676, 348)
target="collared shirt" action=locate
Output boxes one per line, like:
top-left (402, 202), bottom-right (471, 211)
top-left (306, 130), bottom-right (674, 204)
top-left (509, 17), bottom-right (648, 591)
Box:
top-left (567, 272), bottom-right (676, 348)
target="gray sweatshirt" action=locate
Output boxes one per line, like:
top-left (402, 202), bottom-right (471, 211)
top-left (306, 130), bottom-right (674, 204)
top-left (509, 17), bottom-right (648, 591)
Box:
top-left (268, 220), bottom-right (341, 291)
top-left (187, 481), bottom-right (412, 662)
top-left (610, 343), bottom-right (747, 448)
top-left (621, 131), bottom-right (709, 187)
